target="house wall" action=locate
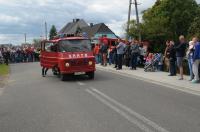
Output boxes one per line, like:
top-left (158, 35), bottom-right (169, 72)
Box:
top-left (94, 33), bottom-right (117, 39)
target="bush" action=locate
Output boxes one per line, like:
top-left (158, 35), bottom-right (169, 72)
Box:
top-left (0, 64), bottom-right (9, 76)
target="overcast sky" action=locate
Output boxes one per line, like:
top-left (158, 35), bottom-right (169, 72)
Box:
top-left (0, 0), bottom-right (199, 45)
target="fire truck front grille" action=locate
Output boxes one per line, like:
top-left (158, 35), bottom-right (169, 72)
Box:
top-left (69, 59), bottom-right (88, 66)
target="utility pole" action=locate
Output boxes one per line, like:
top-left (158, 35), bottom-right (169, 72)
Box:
top-left (45, 21), bottom-right (47, 40)
top-left (127, 0), bottom-right (132, 39)
top-left (24, 33), bottom-right (26, 44)
top-left (133, 0), bottom-right (141, 41)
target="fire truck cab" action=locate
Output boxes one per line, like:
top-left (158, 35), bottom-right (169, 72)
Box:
top-left (40, 36), bottom-right (96, 81)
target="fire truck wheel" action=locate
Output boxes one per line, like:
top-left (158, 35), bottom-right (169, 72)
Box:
top-left (87, 71), bottom-right (94, 79)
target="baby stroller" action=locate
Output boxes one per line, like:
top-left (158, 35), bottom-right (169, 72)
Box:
top-left (144, 53), bottom-right (160, 72)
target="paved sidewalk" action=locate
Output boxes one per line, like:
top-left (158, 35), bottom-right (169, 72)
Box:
top-left (96, 64), bottom-right (200, 96)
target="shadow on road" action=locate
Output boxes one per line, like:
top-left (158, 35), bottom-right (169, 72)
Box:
top-left (44, 70), bottom-right (113, 83)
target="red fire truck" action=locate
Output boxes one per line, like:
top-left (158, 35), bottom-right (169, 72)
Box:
top-left (40, 36), bottom-right (96, 81)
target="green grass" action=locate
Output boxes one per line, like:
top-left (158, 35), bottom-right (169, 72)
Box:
top-left (0, 64), bottom-right (9, 76)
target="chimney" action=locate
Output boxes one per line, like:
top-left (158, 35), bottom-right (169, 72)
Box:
top-left (90, 23), bottom-right (94, 27)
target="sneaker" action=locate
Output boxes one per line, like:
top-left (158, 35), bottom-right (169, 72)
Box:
top-left (191, 80), bottom-right (199, 83)
top-left (178, 78), bottom-right (184, 80)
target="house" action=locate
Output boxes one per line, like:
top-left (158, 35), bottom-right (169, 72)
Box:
top-left (81, 23), bottom-right (117, 39)
top-left (58, 19), bottom-right (88, 35)
top-left (58, 19), bottom-right (118, 39)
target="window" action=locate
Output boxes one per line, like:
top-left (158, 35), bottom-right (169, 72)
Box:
top-left (45, 42), bottom-right (54, 52)
top-left (58, 39), bottom-right (92, 52)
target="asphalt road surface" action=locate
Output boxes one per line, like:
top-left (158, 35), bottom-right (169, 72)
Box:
top-left (0, 62), bottom-right (200, 132)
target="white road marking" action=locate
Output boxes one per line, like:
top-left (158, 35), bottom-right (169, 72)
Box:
top-left (91, 88), bottom-right (170, 132)
top-left (85, 89), bottom-right (154, 132)
top-left (97, 68), bottom-right (200, 96)
top-left (77, 81), bottom-right (86, 86)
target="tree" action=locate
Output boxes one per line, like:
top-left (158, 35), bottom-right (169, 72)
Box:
top-left (127, 20), bottom-right (139, 39)
top-left (126, 0), bottom-right (200, 52)
top-left (188, 6), bottom-right (200, 38)
top-left (49, 25), bottom-right (57, 40)
top-left (142, 0), bottom-right (199, 40)
top-left (32, 38), bottom-right (42, 48)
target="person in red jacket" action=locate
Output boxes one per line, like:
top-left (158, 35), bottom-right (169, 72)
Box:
top-left (93, 44), bottom-right (100, 64)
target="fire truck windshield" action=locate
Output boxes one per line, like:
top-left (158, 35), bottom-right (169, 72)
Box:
top-left (59, 39), bottom-right (91, 52)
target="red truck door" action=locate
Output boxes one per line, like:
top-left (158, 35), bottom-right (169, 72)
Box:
top-left (40, 42), bottom-right (58, 68)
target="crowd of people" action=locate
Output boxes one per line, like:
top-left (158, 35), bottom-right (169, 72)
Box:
top-left (93, 38), bottom-right (163, 70)
top-left (0, 46), bottom-right (40, 65)
top-left (93, 35), bottom-right (200, 83)
top-left (164, 36), bottom-right (200, 83)
top-left (93, 39), bottom-right (155, 70)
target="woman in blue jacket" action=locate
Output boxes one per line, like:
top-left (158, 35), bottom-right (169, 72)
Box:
top-left (192, 37), bottom-right (200, 83)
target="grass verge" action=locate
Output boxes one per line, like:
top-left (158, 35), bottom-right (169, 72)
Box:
top-left (0, 64), bottom-right (9, 76)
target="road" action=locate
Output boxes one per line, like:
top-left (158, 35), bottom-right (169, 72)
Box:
top-left (0, 62), bottom-right (200, 132)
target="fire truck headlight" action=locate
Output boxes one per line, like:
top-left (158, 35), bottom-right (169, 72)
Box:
top-left (65, 63), bottom-right (70, 67)
top-left (88, 61), bottom-right (93, 66)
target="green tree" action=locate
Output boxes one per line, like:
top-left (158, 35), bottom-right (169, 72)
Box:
top-left (188, 6), bottom-right (200, 38)
top-left (128, 20), bottom-right (139, 39)
top-left (126, 0), bottom-right (200, 52)
top-left (32, 38), bottom-right (42, 48)
top-left (49, 25), bottom-right (57, 40)
top-left (142, 0), bottom-right (199, 40)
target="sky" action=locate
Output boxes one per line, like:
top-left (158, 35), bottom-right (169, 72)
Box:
top-left (0, 0), bottom-right (199, 45)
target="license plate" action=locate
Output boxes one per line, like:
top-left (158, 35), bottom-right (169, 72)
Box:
top-left (74, 72), bottom-right (85, 75)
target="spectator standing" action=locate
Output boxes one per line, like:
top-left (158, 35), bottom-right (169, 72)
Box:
top-left (116, 39), bottom-right (125, 70)
top-left (168, 41), bottom-right (176, 76)
top-left (139, 44), bottom-right (146, 66)
top-left (124, 43), bottom-right (131, 67)
top-left (175, 35), bottom-right (187, 80)
top-left (94, 44), bottom-right (100, 64)
top-left (186, 41), bottom-right (194, 81)
top-left (0, 48), bottom-right (4, 64)
top-left (2, 48), bottom-right (10, 65)
top-left (113, 44), bottom-right (118, 68)
top-left (101, 41), bottom-right (108, 66)
top-left (108, 45), bottom-right (115, 65)
top-left (192, 37), bottom-right (200, 83)
top-left (130, 40), bottom-right (140, 70)
top-left (164, 40), bottom-right (170, 72)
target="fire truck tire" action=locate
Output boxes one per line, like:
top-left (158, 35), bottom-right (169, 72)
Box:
top-left (87, 71), bottom-right (94, 79)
